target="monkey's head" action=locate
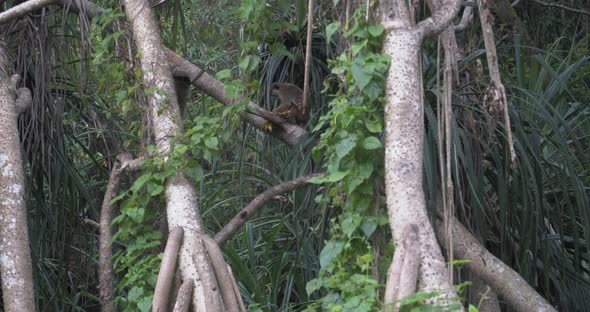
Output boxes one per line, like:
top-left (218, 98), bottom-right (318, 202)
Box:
top-left (270, 83), bottom-right (282, 98)
top-left (270, 83), bottom-right (303, 98)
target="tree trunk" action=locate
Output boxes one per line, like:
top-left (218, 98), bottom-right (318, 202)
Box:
top-left (121, 0), bottom-right (218, 310)
top-left (380, 0), bottom-right (461, 307)
top-left (0, 40), bottom-right (35, 312)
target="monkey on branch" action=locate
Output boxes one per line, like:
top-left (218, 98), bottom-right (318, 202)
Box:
top-left (260, 82), bottom-right (308, 131)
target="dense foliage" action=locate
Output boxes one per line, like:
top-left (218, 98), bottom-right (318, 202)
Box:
top-left (1, 0), bottom-right (589, 310)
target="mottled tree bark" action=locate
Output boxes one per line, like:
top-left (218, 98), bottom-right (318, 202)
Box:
top-left (380, 0), bottom-right (461, 307)
top-left (98, 153), bottom-right (134, 312)
top-left (121, 0), bottom-right (214, 309)
top-left (0, 41), bottom-right (35, 312)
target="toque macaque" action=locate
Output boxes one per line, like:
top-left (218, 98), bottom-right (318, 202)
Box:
top-left (270, 82), bottom-right (308, 126)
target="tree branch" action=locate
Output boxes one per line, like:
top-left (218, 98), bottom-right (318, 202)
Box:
top-left (454, 5), bottom-right (473, 32)
top-left (98, 153), bottom-right (134, 312)
top-left (214, 173), bottom-right (323, 246)
top-left (417, 0), bottom-right (462, 38)
top-left (226, 265), bottom-right (247, 312)
top-left (83, 218), bottom-right (100, 229)
top-left (200, 234), bottom-right (240, 312)
top-left (478, 0), bottom-right (517, 166)
top-left (0, 0), bottom-right (59, 25)
top-left (153, 228), bottom-right (184, 312)
top-left (192, 238), bottom-right (223, 312)
top-left (530, 0), bottom-right (590, 16)
top-left (302, 0), bottom-right (313, 115)
top-left (165, 48), bottom-right (308, 146)
top-left (436, 216), bottom-right (557, 312)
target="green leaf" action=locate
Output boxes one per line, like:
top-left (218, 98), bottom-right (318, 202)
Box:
top-left (148, 184), bottom-right (164, 196)
top-left (325, 171), bottom-right (349, 182)
top-left (128, 286), bottom-right (144, 301)
top-left (335, 136), bottom-right (357, 158)
top-left (320, 240), bottom-right (344, 269)
top-left (130, 174), bottom-right (151, 193)
top-left (186, 164), bottom-right (204, 182)
top-left (110, 192), bottom-right (127, 204)
top-left (308, 176), bottom-right (325, 184)
top-left (368, 24), bottom-right (384, 37)
top-left (365, 120), bottom-right (382, 133)
top-left (362, 137), bottom-right (382, 150)
top-left (204, 137), bottom-right (219, 150)
top-left (238, 56), bottom-right (251, 72)
top-left (306, 278), bottom-right (324, 295)
top-left (224, 84), bottom-right (240, 99)
top-left (342, 214), bottom-right (362, 237)
top-left (364, 81), bottom-right (382, 100)
top-left (351, 59), bottom-right (370, 90)
top-left (351, 40), bottom-right (367, 56)
top-left (358, 162), bottom-right (374, 179)
top-left (326, 22), bottom-right (341, 44)
top-left (137, 296), bottom-right (152, 312)
top-left (361, 218), bottom-right (377, 237)
top-left (239, 55), bottom-right (261, 73)
top-left (215, 69), bottom-right (231, 80)
top-left (127, 207), bottom-right (145, 222)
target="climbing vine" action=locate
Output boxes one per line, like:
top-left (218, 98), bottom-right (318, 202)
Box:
top-left (305, 9), bottom-right (390, 311)
top-left (90, 6), bottom-right (241, 311)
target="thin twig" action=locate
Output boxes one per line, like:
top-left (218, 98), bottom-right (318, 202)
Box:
top-left (83, 218), bottom-right (100, 229)
top-left (302, 0), bottom-right (314, 115)
top-left (530, 0), bottom-right (590, 16)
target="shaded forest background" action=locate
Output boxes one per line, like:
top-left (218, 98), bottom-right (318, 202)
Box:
top-left (0, 0), bottom-right (589, 310)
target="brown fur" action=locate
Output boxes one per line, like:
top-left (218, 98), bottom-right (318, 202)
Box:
top-left (270, 83), bottom-right (308, 125)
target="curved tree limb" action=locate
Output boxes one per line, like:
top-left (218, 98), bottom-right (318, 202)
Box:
top-left (200, 234), bottom-right (239, 312)
top-left (192, 238), bottom-right (223, 312)
top-left (172, 279), bottom-right (193, 312)
top-left (226, 265), bottom-right (247, 312)
top-left (436, 216), bottom-right (557, 312)
top-left (83, 218), bottom-right (100, 229)
top-left (153, 227), bottom-right (184, 312)
top-left (97, 153), bottom-right (134, 312)
top-left (164, 49), bottom-right (308, 146)
top-left (0, 0), bottom-right (59, 24)
top-left (468, 271), bottom-right (501, 312)
top-left (454, 6), bottom-right (473, 32)
top-left (214, 173), bottom-right (323, 246)
top-left (416, 0), bottom-right (462, 38)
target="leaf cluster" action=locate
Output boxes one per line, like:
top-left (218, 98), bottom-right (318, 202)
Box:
top-left (304, 9), bottom-right (389, 311)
